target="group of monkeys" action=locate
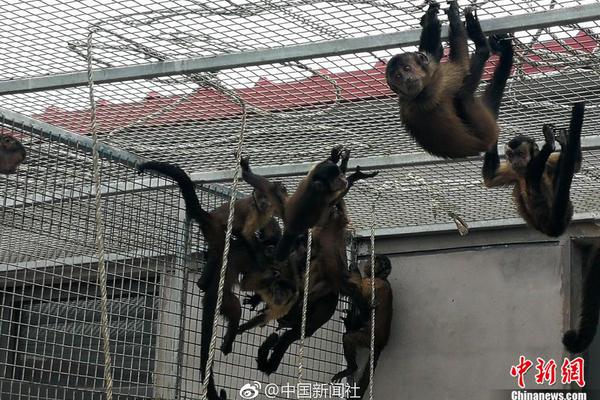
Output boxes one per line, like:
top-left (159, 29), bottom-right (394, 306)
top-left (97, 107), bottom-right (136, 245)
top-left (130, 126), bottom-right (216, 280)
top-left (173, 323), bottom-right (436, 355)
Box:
top-left (384, 0), bottom-right (599, 373)
top-left (139, 148), bottom-right (390, 400)
top-left (0, 1), bottom-right (598, 397)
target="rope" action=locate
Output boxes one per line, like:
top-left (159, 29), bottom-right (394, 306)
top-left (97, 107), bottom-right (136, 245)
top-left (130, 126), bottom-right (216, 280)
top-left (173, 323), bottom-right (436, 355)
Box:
top-left (85, 27), bottom-right (114, 400)
top-left (297, 229), bottom-right (313, 382)
top-left (368, 203), bottom-right (376, 400)
top-left (201, 108), bottom-right (248, 400)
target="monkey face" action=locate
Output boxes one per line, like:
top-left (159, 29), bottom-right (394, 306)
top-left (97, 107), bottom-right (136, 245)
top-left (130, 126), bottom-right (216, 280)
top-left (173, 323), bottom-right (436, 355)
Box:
top-left (385, 52), bottom-right (431, 98)
top-left (256, 218), bottom-right (282, 247)
top-left (270, 281), bottom-right (297, 306)
top-left (364, 255), bottom-right (392, 278)
top-left (253, 190), bottom-right (273, 213)
top-left (505, 136), bottom-right (538, 173)
top-left (312, 162), bottom-right (348, 194)
top-left (0, 135), bottom-right (26, 174)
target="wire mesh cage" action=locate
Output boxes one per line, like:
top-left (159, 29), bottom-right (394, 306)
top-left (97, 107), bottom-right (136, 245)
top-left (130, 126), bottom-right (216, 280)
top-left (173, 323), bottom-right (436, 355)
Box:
top-left (1, 0), bottom-right (600, 399)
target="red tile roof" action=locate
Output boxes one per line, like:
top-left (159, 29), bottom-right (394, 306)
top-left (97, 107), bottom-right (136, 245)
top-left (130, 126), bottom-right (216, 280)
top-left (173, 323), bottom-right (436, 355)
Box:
top-left (35, 31), bottom-right (598, 134)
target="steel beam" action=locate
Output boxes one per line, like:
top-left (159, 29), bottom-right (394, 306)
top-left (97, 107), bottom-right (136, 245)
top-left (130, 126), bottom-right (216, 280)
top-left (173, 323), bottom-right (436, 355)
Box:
top-left (0, 4), bottom-right (599, 95)
top-left (0, 106), bottom-right (145, 168)
top-left (354, 212), bottom-right (600, 238)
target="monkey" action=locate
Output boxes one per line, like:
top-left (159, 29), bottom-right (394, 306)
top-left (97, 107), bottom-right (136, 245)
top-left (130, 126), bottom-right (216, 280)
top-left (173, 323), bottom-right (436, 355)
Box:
top-left (236, 237), bottom-right (306, 335)
top-left (385, 1), bottom-right (514, 158)
top-left (482, 102), bottom-right (584, 237)
top-left (255, 165), bottom-right (379, 375)
top-left (274, 146), bottom-right (349, 261)
top-left (138, 160), bottom-right (287, 289)
top-left (256, 290), bottom-right (340, 375)
top-left (240, 156), bottom-right (288, 219)
top-left (331, 255), bottom-right (393, 400)
top-left (138, 161), bottom-right (291, 400)
top-left (563, 246), bottom-right (600, 353)
top-left (0, 134), bottom-right (26, 174)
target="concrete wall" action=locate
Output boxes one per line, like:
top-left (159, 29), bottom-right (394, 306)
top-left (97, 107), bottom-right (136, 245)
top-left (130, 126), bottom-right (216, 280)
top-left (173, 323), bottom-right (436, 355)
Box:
top-left (358, 222), bottom-right (600, 400)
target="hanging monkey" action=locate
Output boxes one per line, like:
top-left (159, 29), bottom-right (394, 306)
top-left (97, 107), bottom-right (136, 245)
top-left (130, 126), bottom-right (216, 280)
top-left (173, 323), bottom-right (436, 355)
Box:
top-left (138, 161), bottom-right (291, 400)
top-left (331, 255), bottom-right (393, 400)
top-left (255, 162), bottom-right (379, 375)
top-left (0, 134), bottom-right (26, 174)
top-left (482, 102), bottom-right (584, 237)
top-left (385, 1), bottom-right (514, 158)
top-left (563, 246), bottom-right (600, 353)
top-left (274, 146), bottom-right (349, 261)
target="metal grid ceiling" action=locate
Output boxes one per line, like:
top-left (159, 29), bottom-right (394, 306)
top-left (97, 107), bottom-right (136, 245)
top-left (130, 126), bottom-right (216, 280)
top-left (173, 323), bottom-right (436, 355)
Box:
top-left (1, 1), bottom-right (600, 231)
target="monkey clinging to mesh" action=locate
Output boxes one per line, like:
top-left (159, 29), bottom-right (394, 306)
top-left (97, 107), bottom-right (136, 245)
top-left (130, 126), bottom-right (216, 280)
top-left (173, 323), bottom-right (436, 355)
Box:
top-left (331, 255), bottom-right (393, 400)
top-left (0, 134), bottom-right (26, 174)
top-left (482, 102), bottom-right (584, 237)
top-left (385, 1), bottom-right (514, 158)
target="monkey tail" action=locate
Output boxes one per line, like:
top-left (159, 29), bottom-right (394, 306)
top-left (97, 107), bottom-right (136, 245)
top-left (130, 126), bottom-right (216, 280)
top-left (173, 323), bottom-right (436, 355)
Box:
top-left (138, 161), bottom-right (212, 226)
top-left (563, 248), bottom-right (600, 353)
top-left (200, 286), bottom-right (228, 400)
top-left (350, 352), bottom-right (380, 400)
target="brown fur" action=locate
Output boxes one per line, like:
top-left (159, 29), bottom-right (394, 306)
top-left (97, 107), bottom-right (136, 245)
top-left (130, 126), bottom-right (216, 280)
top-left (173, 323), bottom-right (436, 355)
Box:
top-left (482, 103), bottom-right (584, 237)
top-left (0, 134), bottom-right (26, 174)
top-left (275, 146), bottom-right (349, 260)
top-left (331, 255), bottom-right (393, 400)
top-left (386, 2), bottom-right (514, 158)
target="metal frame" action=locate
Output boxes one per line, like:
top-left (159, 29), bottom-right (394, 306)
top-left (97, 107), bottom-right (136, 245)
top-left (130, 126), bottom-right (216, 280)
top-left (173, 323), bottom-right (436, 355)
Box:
top-left (2, 107), bottom-right (599, 246)
top-left (0, 3), bottom-right (599, 95)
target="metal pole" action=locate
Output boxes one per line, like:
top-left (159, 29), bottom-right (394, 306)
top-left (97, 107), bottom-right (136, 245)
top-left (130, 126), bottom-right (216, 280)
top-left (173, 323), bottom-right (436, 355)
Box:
top-left (0, 4), bottom-right (599, 95)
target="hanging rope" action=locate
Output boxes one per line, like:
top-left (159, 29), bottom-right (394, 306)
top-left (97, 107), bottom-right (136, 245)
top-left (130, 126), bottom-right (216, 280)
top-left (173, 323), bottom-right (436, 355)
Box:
top-left (368, 202), bottom-right (377, 400)
top-left (202, 108), bottom-right (248, 400)
top-left (85, 27), bottom-right (115, 400)
top-left (297, 229), bottom-right (313, 382)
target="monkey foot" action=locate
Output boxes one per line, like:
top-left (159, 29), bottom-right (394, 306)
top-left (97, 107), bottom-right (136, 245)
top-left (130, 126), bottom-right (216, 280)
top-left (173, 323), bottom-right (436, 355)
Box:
top-left (464, 7), bottom-right (488, 51)
top-left (331, 369), bottom-right (354, 383)
top-left (240, 156), bottom-right (250, 171)
top-left (221, 338), bottom-right (234, 355)
top-left (555, 128), bottom-right (568, 149)
top-left (445, 0), bottom-right (460, 20)
top-left (542, 124), bottom-right (557, 150)
top-left (488, 33), bottom-right (513, 55)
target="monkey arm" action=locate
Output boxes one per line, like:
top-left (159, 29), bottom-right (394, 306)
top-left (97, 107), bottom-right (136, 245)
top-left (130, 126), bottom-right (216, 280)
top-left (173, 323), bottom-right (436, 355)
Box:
top-left (418, 1), bottom-right (443, 62)
top-left (346, 167), bottom-right (379, 190)
top-left (446, 0), bottom-right (469, 65)
top-left (482, 145), bottom-right (516, 187)
top-left (241, 157), bottom-right (273, 193)
top-left (526, 126), bottom-right (556, 183)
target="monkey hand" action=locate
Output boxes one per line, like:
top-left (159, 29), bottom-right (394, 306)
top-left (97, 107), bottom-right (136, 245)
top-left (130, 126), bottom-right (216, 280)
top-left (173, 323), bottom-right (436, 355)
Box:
top-left (329, 145), bottom-right (344, 163)
top-left (489, 33), bottom-right (513, 55)
top-left (555, 128), bottom-right (568, 149)
top-left (421, 1), bottom-right (440, 27)
top-left (542, 124), bottom-right (557, 150)
top-left (341, 149), bottom-right (351, 162)
top-left (354, 166), bottom-right (379, 179)
top-left (331, 369), bottom-right (354, 383)
top-left (243, 294), bottom-right (262, 310)
top-left (240, 156), bottom-right (251, 171)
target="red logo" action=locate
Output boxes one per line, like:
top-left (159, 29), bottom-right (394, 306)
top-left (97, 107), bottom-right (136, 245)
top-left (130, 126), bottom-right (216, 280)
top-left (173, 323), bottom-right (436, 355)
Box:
top-left (510, 356), bottom-right (585, 389)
